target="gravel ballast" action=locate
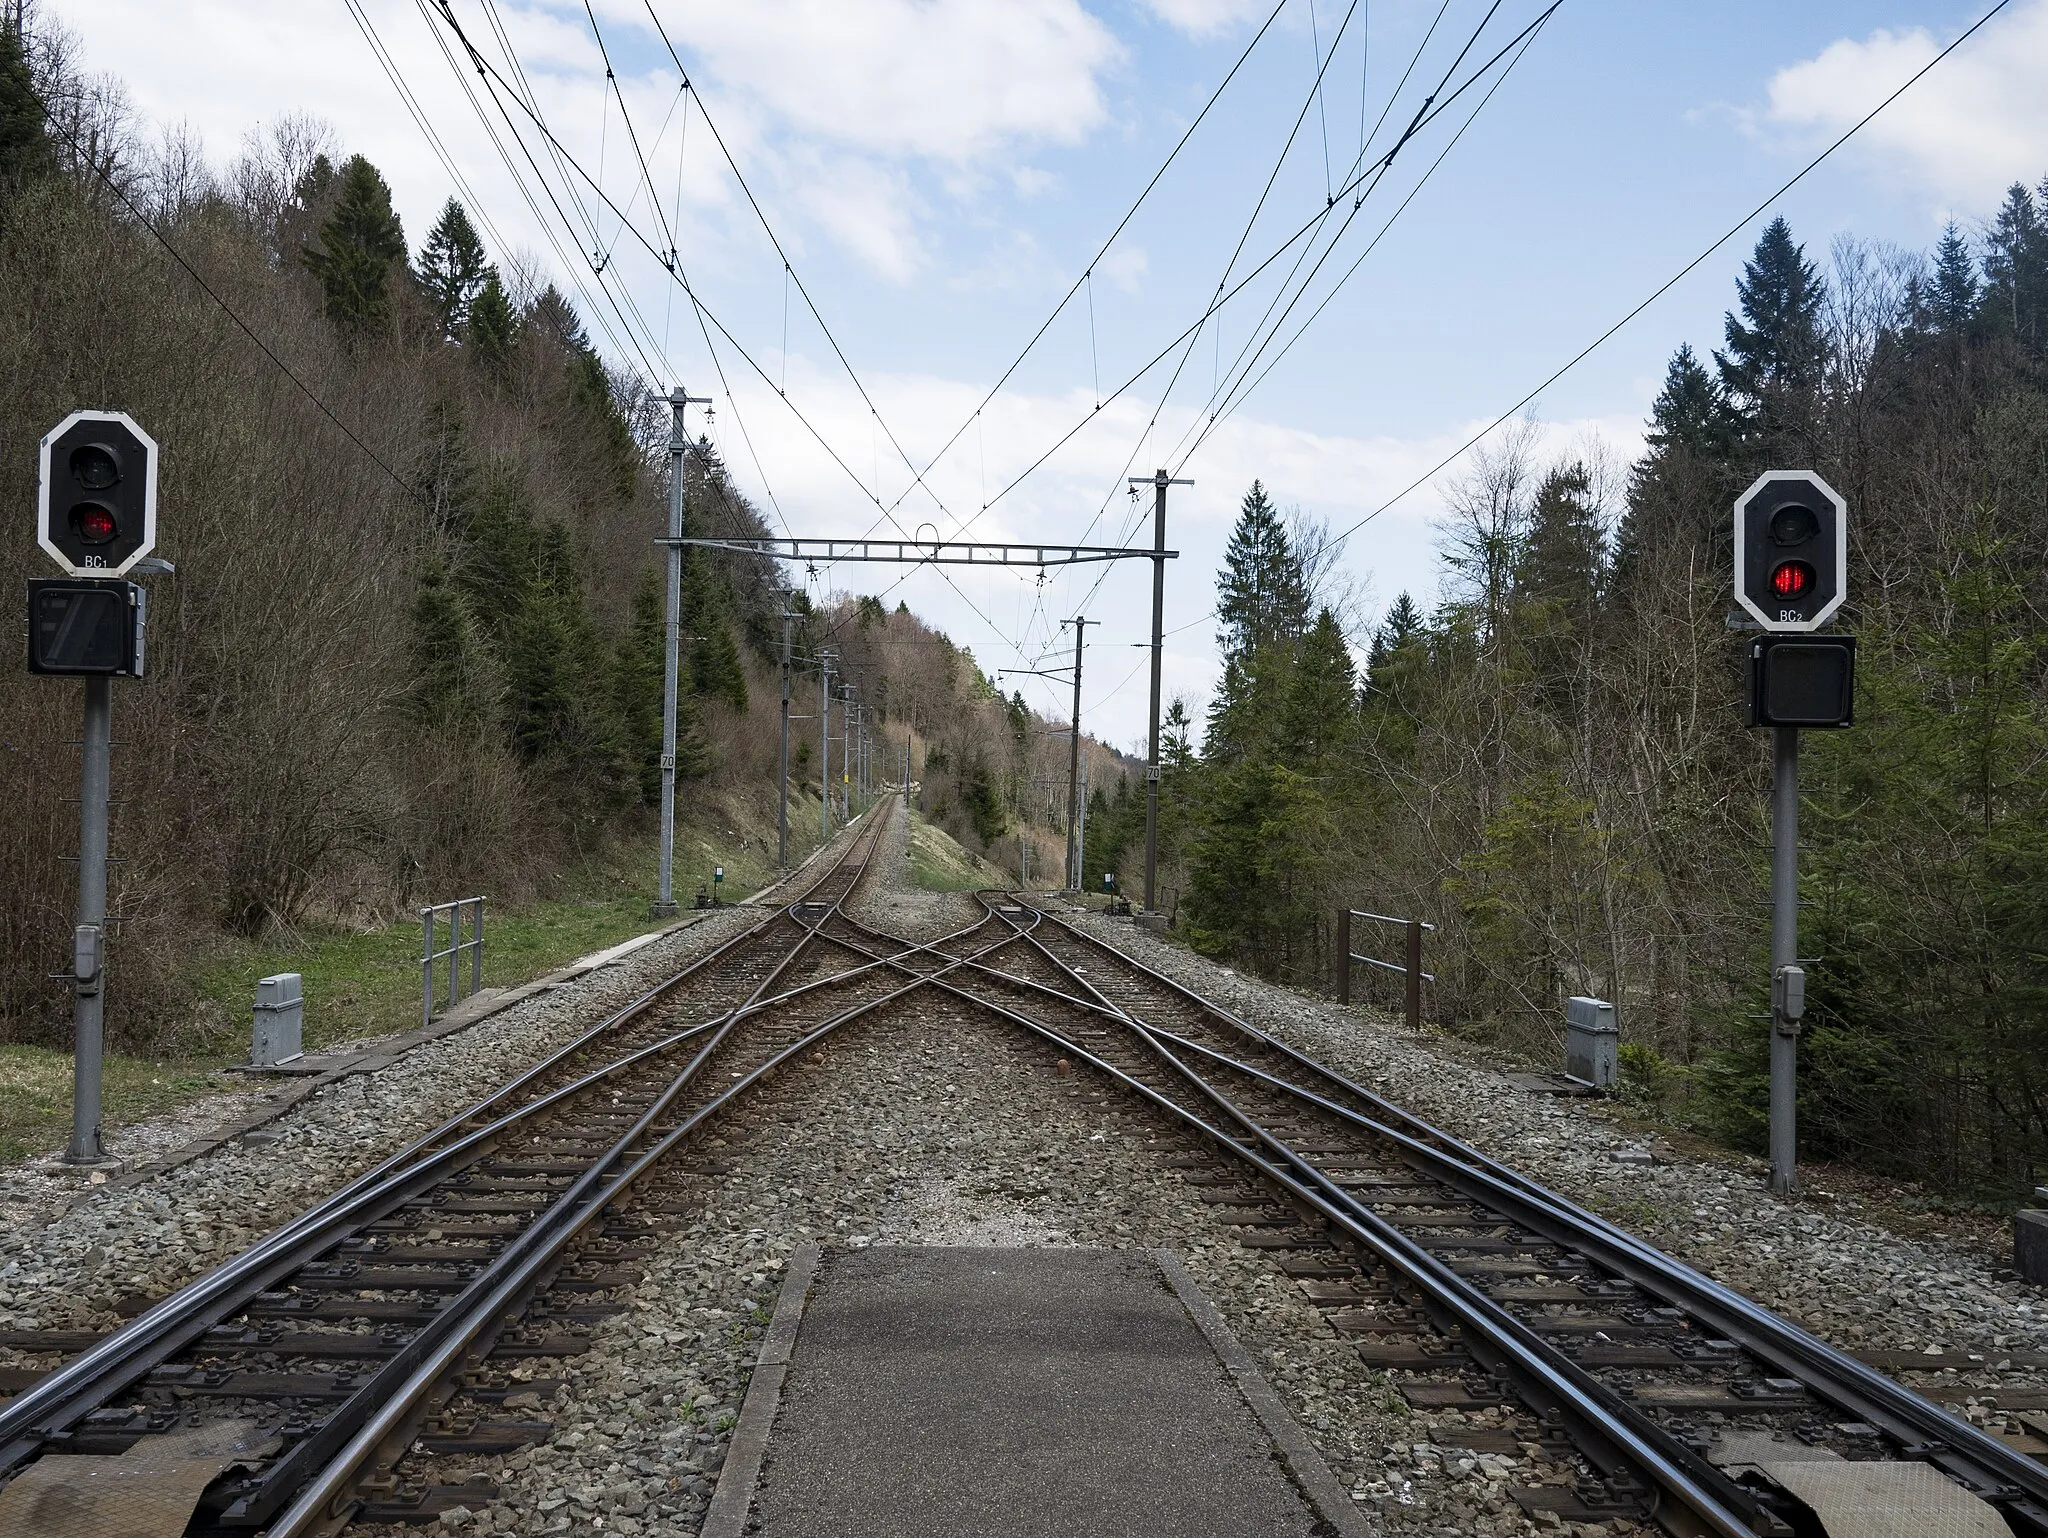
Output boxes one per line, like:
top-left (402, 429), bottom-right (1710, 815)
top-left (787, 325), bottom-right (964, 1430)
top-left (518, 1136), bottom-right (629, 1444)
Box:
top-left (347, 818), bottom-right (1642, 1537)
top-left (1068, 912), bottom-right (2048, 1402)
top-left (7, 810), bottom-right (2038, 1538)
top-left (0, 904), bottom-right (764, 1333)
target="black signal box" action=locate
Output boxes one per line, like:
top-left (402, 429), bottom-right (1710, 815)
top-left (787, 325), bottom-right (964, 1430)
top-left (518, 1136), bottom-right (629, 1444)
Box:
top-left (26, 579), bottom-right (144, 677)
top-left (1748, 633), bottom-right (1854, 729)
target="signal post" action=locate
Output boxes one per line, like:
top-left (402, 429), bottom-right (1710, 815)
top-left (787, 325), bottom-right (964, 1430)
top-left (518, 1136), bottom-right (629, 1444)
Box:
top-left (1733, 470), bottom-right (1853, 1197)
top-left (29, 411), bottom-right (160, 1166)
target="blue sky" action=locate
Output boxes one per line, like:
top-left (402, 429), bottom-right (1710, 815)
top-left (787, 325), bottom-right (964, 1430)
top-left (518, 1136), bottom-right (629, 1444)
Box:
top-left (54, 0), bottom-right (2048, 745)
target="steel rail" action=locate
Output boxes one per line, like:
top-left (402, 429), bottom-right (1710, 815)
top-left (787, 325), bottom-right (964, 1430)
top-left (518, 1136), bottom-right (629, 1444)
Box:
top-left (1007, 902), bottom-right (2048, 1530)
top-left (0, 807), bottom-right (896, 1511)
top-left (227, 807), bottom-right (905, 1526)
top-left (952, 897), bottom-right (1755, 1536)
top-left (262, 894), bottom-right (1039, 1535)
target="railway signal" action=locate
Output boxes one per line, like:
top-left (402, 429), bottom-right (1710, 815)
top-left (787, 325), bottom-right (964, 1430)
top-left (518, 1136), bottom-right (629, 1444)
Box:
top-left (1733, 470), bottom-right (1844, 632)
top-left (1735, 470), bottom-right (1853, 1199)
top-left (26, 579), bottom-right (144, 676)
top-left (37, 411), bottom-right (158, 577)
top-left (28, 411), bottom-right (163, 1166)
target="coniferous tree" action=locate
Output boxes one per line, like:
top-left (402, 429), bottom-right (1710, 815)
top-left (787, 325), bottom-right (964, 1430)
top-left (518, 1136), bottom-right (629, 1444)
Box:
top-left (1517, 463), bottom-right (1604, 619)
top-left (614, 566), bottom-right (705, 796)
top-left (1714, 216), bottom-right (1825, 438)
top-left (1643, 344), bottom-right (1730, 456)
top-left (1277, 608), bottom-right (1358, 764)
top-left (683, 551), bottom-right (747, 713)
top-left (1215, 480), bottom-right (1310, 661)
top-left (409, 561), bottom-right (489, 727)
top-left (302, 154), bottom-right (406, 331)
top-left (0, 16), bottom-right (52, 193)
top-left (467, 270), bottom-right (517, 380)
top-left (1981, 180), bottom-right (2048, 357)
top-left (1927, 221), bottom-right (1980, 336)
top-left (416, 198), bottom-right (488, 339)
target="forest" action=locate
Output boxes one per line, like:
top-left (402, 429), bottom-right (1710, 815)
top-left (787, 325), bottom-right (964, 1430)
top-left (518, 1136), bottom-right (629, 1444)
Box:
top-left (0, 11), bottom-right (1118, 1057)
top-left (1131, 189), bottom-right (2048, 1203)
top-left (13, 4), bottom-right (2044, 1204)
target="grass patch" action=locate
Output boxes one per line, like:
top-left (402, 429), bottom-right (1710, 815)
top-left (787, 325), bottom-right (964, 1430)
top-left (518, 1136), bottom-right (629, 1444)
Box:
top-left (907, 813), bottom-right (1014, 893)
top-left (0, 1049), bottom-right (221, 1167)
top-left (1, 799), bottom-right (828, 1169)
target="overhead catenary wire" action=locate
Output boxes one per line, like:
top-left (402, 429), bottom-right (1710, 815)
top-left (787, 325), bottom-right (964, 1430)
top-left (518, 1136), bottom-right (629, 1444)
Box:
top-left (856, 0), bottom-right (1296, 532)
top-left (1325, 0), bottom-right (2018, 550)
top-left (355, 0), bottom-right (662, 383)
top-left (1174, 0), bottom-right (1557, 468)
top-left (407, 0), bottom-right (674, 385)
top-left (964, 0), bottom-right (1547, 534)
top-left (40, 108), bottom-right (418, 503)
top-left (1056, 0), bottom-right (1460, 621)
top-left (991, 0), bottom-right (1486, 651)
top-left (544, 2), bottom-right (1033, 657)
top-left (429, 2), bottom-right (1031, 665)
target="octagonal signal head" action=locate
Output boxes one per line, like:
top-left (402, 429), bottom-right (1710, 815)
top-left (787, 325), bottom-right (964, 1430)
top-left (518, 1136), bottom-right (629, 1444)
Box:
top-left (1733, 470), bottom-right (1845, 632)
top-left (37, 410), bottom-right (158, 578)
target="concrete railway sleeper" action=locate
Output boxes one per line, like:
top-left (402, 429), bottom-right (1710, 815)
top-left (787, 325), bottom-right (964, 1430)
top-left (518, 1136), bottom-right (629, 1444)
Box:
top-left (912, 895), bottom-right (2043, 1538)
top-left (0, 806), bottom-right (913, 1535)
top-left (4, 832), bottom-right (2037, 1537)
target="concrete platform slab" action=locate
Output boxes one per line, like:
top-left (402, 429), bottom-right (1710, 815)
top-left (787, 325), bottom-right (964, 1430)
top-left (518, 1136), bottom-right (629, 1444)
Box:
top-left (724, 1245), bottom-right (1360, 1538)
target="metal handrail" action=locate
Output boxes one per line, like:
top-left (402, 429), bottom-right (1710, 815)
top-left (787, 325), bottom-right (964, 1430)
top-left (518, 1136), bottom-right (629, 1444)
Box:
top-left (1335, 907), bottom-right (1433, 1028)
top-left (420, 896), bottom-right (485, 1026)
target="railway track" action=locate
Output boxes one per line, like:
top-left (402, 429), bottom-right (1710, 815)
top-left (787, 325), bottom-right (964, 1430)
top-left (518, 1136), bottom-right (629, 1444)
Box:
top-left (0, 803), bottom-right (953, 1536)
top-left (2, 824), bottom-right (2038, 1537)
top-left (806, 892), bottom-right (2047, 1537)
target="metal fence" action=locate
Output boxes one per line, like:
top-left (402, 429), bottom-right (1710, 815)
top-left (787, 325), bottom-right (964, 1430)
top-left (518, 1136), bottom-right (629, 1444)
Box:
top-left (1335, 908), bottom-right (1436, 1032)
top-left (421, 896), bottom-right (486, 1027)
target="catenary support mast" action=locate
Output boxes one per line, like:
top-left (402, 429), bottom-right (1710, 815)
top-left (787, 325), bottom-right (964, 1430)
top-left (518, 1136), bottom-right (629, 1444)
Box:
top-left (656, 386), bottom-right (709, 918)
top-left (1131, 469), bottom-right (1189, 916)
top-left (1064, 617), bottom-right (1088, 890)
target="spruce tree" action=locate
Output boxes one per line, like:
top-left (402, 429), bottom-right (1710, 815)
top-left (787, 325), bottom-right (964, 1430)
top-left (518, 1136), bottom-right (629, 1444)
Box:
top-left (1215, 480), bottom-right (1309, 661)
top-left (467, 269), bottom-right (518, 380)
top-left (1644, 344), bottom-right (1730, 456)
top-left (1982, 180), bottom-right (2048, 355)
top-left (684, 551), bottom-right (747, 713)
top-left (614, 566), bottom-right (704, 796)
top-left (1714, 216), bottom-right (1825, 435)
top-left (1516, 463), bottom-right (1604, 619)
top-left (1927, 220), bottom-right (1980, 336)
top-left (409, 560), bottom-right (487, 726)
top-left (1276, 608), bottom-right (1358, 764)
top-left (302, 154), bottom-right (407, 331)
top-left (0, 16), bottom-right (52, 192)
top-left (417, 198), bottom-right (488, 339)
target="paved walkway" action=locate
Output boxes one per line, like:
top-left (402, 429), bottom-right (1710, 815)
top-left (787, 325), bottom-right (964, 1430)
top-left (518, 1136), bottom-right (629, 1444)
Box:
top-left (748, 1246), bottom-right (1328, 1538)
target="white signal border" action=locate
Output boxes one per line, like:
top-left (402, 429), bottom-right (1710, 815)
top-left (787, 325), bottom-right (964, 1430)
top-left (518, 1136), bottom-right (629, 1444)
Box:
top-left (37, 410), bottom-right (159, 579)
top-left (1733, 468), bottom-right (1846, 633)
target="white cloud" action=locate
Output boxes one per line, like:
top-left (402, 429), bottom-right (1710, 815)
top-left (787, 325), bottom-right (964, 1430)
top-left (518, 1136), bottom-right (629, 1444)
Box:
top-left (46, 0), bottom-right (1126, 285)
top-left (691, 353), bottom-right (1646, 742)
top-left (631, 0), bottom-right (1122, 163)
top-left (1097, 242), bottom-right (1149, 292)
top-left (1139, 0), bottom-right (1269, 39)
top-left (1758, 0), bottom-right (2048, 214)
top-left (792, 155), bottom-right (926, 282)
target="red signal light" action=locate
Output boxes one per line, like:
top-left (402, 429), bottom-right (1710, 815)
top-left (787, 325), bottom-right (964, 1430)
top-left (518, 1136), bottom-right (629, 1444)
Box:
top-left (71, 503), bottom-right (118, 544)
top-left (1769, 560), bottom-right (1813, 599)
